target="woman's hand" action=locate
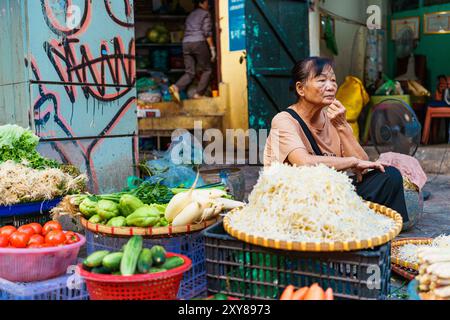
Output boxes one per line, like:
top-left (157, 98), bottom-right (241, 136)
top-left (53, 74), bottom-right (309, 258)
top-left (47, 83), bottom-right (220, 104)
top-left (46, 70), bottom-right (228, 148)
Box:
top-left (352, 158), bottom-right (385, 182)
top-left (326, 100), bottom-right (348, 129)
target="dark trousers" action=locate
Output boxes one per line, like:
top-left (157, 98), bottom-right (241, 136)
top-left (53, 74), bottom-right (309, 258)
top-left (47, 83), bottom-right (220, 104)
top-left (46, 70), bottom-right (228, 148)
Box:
top-left (175, 41), bottom-right (212, 96)
top-left (353, 166), bottom-right (409, 222)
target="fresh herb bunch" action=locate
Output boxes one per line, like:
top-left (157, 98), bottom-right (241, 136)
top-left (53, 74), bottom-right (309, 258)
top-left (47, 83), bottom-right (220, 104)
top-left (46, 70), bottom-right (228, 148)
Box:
top-left (0, 124), bottom-right (60, 169)
top-left (130, 181), bottom-right (174, 204)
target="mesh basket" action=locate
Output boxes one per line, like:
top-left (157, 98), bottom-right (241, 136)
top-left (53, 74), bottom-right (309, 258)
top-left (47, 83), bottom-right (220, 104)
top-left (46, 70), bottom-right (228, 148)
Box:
top-left (78, 253), bottom-right (192, 300)
top-left (204, 222), bottom-right (391, 300)
top-left (85, 229), bottom-right (207, 299)
top-left (0, 268), bottom-right (88, 300)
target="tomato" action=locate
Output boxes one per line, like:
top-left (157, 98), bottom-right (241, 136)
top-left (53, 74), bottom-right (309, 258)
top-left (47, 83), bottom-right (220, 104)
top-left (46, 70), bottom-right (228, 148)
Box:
top-left (45, 230), bottom-right (66, 246)
top-left (27, 243), bottom-right (44, 249)
top-left (26, 223), bottom-right (43, 235)
top-left (42, 221), bottom-right (63, 236)
top-left (0, 226), bottom-right (17, 238)
top-left (0, 234), bottom-right (9, 247)
top-left (64, 231), bottom-right (80, 244)
top-left (28, 234), bottom-right (45, 246)
top-left (17, 225), bottom-right (36, 237)
top-left (9, 232), bottom-right (31, 248)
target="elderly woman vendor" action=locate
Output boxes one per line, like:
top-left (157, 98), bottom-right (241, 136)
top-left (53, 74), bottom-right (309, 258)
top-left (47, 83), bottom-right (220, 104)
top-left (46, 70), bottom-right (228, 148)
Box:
top-left (264, 57), bottom-right (409, 223)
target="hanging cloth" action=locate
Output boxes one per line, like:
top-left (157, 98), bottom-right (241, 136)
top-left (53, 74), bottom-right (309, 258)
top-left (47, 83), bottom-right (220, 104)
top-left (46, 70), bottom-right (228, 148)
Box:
top-left (336, 76), bottom-right (370, 140)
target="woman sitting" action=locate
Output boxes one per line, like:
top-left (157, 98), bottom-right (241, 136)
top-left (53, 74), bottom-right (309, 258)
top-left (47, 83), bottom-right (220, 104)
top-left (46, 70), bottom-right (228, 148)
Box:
top-left (264, 57), bottom-right (409, 223)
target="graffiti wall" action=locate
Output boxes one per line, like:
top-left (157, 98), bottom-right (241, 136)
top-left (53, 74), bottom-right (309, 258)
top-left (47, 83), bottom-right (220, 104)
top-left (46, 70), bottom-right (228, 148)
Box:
top-left (27, 0), bottom-right (137, 193)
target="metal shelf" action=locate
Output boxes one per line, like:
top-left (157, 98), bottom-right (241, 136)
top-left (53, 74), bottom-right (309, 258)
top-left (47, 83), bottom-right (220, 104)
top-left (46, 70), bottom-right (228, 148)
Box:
top-left (137, 68), bottom-right (185, 74)
top-left (135, 14), bottom-right (188, 21)
top-left (136, 43), bottom-right (183, 48)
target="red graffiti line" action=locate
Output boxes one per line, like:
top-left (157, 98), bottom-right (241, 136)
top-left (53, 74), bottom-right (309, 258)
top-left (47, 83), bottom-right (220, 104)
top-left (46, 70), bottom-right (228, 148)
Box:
top-left (41, 0), bottom-right (92, 37)
top-left (28, 57), bottom-right (136, 193)
top-left (104, 0), bottom-right (134, 28)
top-left (44, 37), bottom-right (136, 103)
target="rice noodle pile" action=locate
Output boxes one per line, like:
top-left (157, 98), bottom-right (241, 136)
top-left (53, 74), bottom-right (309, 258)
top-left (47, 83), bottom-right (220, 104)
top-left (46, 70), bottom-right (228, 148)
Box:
top-left (228, 163), bottom-right (396, 243)
top-left (398, 235), bottom-right (450, 264)
top-left (0, 161), bottom-right (87, 206)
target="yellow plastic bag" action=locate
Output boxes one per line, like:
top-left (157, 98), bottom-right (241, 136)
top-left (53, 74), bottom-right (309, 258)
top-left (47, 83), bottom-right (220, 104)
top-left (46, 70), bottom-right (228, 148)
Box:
top-left (336, 76), bottom-right (369, 140)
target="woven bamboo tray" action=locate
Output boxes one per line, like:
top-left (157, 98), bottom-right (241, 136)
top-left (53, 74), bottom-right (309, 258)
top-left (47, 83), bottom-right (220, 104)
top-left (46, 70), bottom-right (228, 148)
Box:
top-left (80, 216), bottom-right (220, 237)
top-left (223, 201), bottom-right (403, 252)
top-left (391, 237), bottom-right (433, 271)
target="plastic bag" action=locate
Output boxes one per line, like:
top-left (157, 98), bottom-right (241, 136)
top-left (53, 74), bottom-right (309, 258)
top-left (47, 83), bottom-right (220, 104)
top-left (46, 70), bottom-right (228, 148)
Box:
top-left (144, 132), bottom-right (205, 188)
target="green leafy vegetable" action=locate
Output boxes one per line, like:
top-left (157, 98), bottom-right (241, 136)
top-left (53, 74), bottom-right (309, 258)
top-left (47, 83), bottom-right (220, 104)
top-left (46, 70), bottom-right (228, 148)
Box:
top-left (129, 181), bottom-right (174, 204)
top-left (0, 124), bottom-right (60, 169)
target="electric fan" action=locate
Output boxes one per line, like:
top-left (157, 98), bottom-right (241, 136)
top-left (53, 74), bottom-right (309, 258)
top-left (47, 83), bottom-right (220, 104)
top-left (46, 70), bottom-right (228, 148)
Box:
top-left (370, 99), bottom-right (422, 156)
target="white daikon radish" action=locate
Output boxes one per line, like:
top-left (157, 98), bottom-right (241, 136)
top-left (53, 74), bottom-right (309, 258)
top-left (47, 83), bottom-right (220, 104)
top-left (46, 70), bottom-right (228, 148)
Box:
top-left (165, 172), bottom-right (200, 222)
top-left (192, 189), bottom-right (227, 199)
top-left (433, 285), bottom-right (450, 298)
top-left (172, 202), bottom-right (203, 226)
top-left (196, 203), bottom-right (224, 223)
top-left (213, 198), bottom-right (245, 210)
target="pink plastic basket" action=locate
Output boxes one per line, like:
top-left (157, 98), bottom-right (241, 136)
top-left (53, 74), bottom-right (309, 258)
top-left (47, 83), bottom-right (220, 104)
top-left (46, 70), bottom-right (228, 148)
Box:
top-left (0, 233), bottom-right (85, 283)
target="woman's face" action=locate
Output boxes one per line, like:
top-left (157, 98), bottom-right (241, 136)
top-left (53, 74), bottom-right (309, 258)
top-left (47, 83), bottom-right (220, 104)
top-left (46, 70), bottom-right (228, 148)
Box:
top-left (296, 66), bottom-right (338, 107)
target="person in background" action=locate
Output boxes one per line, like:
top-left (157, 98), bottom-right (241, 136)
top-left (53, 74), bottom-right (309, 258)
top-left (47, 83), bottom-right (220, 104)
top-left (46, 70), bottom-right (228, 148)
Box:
top-left (169, 0), bottom-right (216, 103)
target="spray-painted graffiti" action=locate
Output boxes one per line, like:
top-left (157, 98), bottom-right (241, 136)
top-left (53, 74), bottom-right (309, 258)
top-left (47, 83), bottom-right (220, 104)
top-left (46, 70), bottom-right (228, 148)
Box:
top-left (28, 0), bottom-right (137, 193)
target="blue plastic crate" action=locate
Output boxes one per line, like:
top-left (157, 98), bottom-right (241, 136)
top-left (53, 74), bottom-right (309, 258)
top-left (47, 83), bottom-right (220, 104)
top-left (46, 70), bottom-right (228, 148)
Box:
top-left (85, 230), bottom-right (207, 300)
top-left (0, 199), bottom-right (61, 227)
top-left (0, 271), bottom-right (89, 300)
top-left (0, 198), bottom-right (62, 217)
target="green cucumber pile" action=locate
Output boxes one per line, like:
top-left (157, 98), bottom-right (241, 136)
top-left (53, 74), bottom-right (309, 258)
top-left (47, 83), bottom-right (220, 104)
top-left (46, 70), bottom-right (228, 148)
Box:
top-left (83, 236), bottom-right (185, 275)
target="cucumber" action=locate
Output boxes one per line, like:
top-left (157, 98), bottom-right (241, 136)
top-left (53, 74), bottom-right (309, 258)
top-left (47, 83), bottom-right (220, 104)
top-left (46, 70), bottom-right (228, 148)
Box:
top-left (102, 252), bottom-right (123, 271)
top-left (112, 271), bottom-right (122, 276)
top-left (91, 266), bottom-right (111, 274)
top-left (120, 236), bottom-right (143, 275)
top-left (137, 248), bottom-right (153, 273)
top-left (148, 267), bottom-right (167, 274)
top-left (83, 250), bottom-right (110, 268)
top-left (160, 256), bottom-right (185, 270)
top-left (150, 245), bottom-right (166, 266)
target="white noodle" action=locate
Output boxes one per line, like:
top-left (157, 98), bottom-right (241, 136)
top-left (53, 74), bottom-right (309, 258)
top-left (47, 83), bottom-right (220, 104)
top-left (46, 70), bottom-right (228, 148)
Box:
top-left (228, 163), bottom-right (395, 243)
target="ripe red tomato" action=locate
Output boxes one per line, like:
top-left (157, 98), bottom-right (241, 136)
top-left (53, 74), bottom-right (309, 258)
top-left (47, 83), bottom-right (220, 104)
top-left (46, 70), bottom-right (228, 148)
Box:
top-left (26, 223), bottom-right (43, 235)
top-left (0, 226), bottom-right (17, 238)
top-left (28, 234), bottom-right (45, 246)
top-left (64, 231), bottom-right (80, 244)
top-left (9, 232), bottom-right (31, 248)
top-left (42, 221), bottom-right (63, 236)
top-left (27, 243), bottom-right (44, 249)
top-left (45, 230), bottom-right (66, 246)
top-left (0, 234), bottom-right (9, 247)
top-left (17, 225), bottom-right (36, 237)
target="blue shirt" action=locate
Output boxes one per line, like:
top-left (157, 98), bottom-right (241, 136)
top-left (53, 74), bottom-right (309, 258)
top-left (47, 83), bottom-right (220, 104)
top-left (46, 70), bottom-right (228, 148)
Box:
top-left (183, 8), bottom-right (212, 43)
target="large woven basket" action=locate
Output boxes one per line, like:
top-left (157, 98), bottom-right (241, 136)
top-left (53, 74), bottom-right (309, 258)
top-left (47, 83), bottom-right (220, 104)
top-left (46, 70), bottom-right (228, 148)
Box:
top-left (223, 201), bottom-right (403, 252)
top-left (80, 216), bottom-right (220, 237)
top-left (391, 237), bottom-right (433, 271)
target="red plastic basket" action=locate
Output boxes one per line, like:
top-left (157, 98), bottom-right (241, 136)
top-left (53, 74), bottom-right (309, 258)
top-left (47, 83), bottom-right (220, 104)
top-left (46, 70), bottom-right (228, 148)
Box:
top-left (77, 253), bottom-right (192, 300)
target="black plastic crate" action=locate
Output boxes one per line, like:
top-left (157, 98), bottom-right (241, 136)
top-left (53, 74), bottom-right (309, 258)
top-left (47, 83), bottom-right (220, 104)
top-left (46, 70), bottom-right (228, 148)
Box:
top-left (203, 222), bottom-right (391, 300)
top-left (0, 213), bottom-right (51, 228)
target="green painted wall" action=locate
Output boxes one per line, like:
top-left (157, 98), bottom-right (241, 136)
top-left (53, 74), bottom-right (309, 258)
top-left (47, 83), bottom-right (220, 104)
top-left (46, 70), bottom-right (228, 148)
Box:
top-left (388, 1), bottom-right (450, 94)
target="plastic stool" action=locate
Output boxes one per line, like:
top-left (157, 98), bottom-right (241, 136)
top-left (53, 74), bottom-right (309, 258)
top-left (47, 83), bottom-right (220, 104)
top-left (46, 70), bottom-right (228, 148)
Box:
top-left (421, 107), bottom-right (450, 144)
